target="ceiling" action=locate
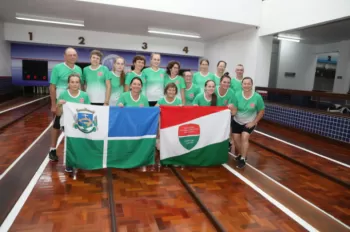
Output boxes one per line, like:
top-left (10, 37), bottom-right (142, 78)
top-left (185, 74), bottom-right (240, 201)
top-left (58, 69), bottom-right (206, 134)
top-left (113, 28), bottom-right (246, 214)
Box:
top-left (277, 18), bottom-right (350, 44)
top-left (0, 0), bottom-right (253, 42)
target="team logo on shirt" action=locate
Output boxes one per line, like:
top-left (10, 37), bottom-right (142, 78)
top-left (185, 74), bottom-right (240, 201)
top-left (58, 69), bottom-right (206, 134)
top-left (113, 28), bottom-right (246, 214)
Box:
top-left (178, 123), bottom-right (200, 150)
top-left (160, 74), bottom-right (164, 78)
top-left (73, 108), bottom-right (98, 134)
top-left (176, 80), bottom-right (179, 85)
top-left (79, 98), bottom-right (85, 103)
top-left (189, 93), bottom-right (194, 99)
top-left (250, 103), bottom-right (255, 108)
top-left (224, 100), bottom-right (228, 105)
top-left (139, 104), bottom-right (144, 107)
top-left (98, 72), bottom-right (103, 76)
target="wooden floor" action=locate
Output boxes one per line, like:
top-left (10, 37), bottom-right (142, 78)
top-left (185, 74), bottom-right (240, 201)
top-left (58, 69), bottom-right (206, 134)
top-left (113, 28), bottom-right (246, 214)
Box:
top-left (0, 97), bottom-right (349, 232)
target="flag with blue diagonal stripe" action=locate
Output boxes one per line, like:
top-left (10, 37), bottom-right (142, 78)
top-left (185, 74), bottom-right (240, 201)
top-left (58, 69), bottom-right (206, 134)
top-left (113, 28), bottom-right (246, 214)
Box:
top-left (63, 102), bottom-right (159, 169)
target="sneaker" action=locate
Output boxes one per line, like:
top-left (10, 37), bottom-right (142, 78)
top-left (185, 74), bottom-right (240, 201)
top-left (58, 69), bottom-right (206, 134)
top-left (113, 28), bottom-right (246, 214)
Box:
top-left (235, 155), bottom-right (242, 161)
top-left (236, 158), bottom-right (246, 169)
top-left (49, 149), bottom-right (58, 162)
top-left (65, 166), bottom-right (73, 173)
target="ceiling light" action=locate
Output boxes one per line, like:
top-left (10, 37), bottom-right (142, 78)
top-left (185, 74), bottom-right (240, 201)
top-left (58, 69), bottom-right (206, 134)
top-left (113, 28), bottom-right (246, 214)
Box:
top-left (148, 27), bottom-right (201, 39)
top-left (276, 36), bottom-right (300, 43)
top-left (15, 13), bottom-right (84, 27)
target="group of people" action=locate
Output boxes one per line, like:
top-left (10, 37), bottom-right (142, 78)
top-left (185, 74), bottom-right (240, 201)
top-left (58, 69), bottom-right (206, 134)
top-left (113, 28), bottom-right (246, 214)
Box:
top-left (48, 47), bottom-right (265, 171)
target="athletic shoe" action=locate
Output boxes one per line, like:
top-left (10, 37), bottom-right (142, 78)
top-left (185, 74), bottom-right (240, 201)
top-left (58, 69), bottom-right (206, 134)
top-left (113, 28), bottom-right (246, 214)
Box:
top-left (236, 158), bottom-right (246, 169)
top-left (235, 155), bottom-right (241, 161)
top-left (65, 167), bottom-right (73, 173)
top-left (49, 149), bottom-right (58, 162)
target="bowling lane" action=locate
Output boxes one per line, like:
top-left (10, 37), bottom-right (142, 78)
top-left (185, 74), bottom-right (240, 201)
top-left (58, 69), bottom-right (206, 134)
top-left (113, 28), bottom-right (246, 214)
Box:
top-left (111, 168), bottom-right (216, 232)
top-left (176, 166), bottom-right (305, 232)
top-left (0, 104), bottom-right (53, 175)
top-left (0, 96), bottom-right (48, 113)
top-left (8, 140), bottom-right (112, 232)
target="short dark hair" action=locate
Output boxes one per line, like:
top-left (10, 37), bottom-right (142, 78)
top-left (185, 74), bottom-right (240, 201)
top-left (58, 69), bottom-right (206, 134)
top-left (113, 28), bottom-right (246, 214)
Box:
top-left (242, 76), bottom-right (253, 85)
top-left (130, 76), bottom-right (143, 86)
top-left (217, 60), bottom-right (227, 67)
top-left (200, 59), bottom-right (209, 65)
top-left (166, 61), bottom-right (180, 75)
top-left (67, 73), bottom-right (81, 83)
top-left (90, 49), bottom-right (103, 59)
top-left (164, 82), bottom-right (178, 95)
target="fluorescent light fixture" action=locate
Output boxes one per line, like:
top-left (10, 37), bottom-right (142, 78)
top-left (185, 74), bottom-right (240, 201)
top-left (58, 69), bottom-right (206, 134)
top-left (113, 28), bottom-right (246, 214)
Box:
top-left (15, 13), bottom-right (84, 27)
top-left (276, 36), bottom-right (300, 43)
top-left (148, 27), bottom-right (201, 39)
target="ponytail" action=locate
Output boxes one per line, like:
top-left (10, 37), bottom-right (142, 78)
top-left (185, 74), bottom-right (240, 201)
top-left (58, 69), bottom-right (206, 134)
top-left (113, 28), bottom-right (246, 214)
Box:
top-left (211, 93), bottom-right (217, 106)
top-left (120, 70), bottom-right (126, 87)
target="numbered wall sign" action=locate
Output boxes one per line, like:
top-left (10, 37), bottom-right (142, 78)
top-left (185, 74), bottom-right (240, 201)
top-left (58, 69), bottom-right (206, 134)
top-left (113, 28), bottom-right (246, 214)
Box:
top-left (142, 42), bottom-right (148, 50)
top-left (28, 32), bottom-right (33, 41)
top-left (78, 37), bottom-right (85, 45)
top-left (183, 46), bottom-right (189, 54)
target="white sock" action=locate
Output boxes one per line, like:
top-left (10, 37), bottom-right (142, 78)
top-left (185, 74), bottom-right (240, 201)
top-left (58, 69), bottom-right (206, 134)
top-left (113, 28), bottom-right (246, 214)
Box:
top-left (241, 156), bottom-right (245, 160)
top-left (50, 147), bottom-right (56, 151)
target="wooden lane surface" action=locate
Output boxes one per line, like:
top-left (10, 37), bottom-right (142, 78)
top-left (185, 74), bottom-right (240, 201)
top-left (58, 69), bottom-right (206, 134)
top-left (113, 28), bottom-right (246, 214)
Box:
top-left (0, 99), bottom-right (49, 129)
top-left (8, 141), bottom-right (112, 232)
top-left (242, 143), bottom-right (350, 226)
top-left (0, 96), bottom-right (44, 112)
top-left (111, 168), bottom-right (216, 232)
top-left (250, 132), bottom-right (350, 186)
top-left (175, 166), bottom-right (305, 232)
top-left (0, 105), bottom-right (53, 175)
top-left (257, 120), bottom-right (350, 164)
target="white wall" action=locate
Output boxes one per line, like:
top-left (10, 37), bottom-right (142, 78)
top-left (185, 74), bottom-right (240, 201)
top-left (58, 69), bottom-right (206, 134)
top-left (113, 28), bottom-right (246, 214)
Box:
top-left (260, 0), bottom-right (350, 36)
top-left (204, 28), bottom-right (272, 87)
top-left (276, 40), bottom-right (350, 93)
top-left (4, 23), bottom-right (205, 57)
top-left (78, 0), bottom-right (261, 26)
top-left (0, 21), bottom-right (11, 76)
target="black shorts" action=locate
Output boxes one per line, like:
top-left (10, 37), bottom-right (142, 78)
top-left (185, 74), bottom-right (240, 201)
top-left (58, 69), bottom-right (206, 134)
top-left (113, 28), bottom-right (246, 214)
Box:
top-left (149, 101), bottom-right (157, 107)
top-left (231, 118), bottom-right (255, 134)
top-left (91, 103), bottom-right (104, 106)
top-left (53, 116), bottom-right (61, 130)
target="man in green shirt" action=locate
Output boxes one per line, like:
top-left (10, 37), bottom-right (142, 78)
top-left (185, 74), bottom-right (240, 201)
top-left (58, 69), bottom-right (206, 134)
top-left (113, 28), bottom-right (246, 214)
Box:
top-left (230, 64), bottom-right (244, 93)
top-left (49, 47), bottom-right (82, 162)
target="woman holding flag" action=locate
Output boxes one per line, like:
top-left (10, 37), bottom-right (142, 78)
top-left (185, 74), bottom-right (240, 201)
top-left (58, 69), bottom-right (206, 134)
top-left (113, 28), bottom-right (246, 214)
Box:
top-left (155, 83), bottom-right (182, 106)
top-left (56, 73), bottom-right (91, 173)
top-left (193, 80), bottom-right (217, 106)
top-left (117, 77), bottom-right (149, 107)
top-left (231, 77), bottom-right (265, 168)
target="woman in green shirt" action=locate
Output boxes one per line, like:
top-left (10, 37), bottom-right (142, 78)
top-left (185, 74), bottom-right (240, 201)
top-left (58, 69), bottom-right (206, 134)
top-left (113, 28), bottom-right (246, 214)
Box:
top-left (124, 55), bottom-right (146, 93)
top-left (183, 70), bottom-right (200, 105)
top-left (213, 60), bottom-right (227, 85)
top-left (193, 59), bottom-right (215, 92)
top-left (108, 56), bottom-right (126, 106)
top-left (56, 73), bottom-right (91, 173)
top-left (164, 61), bottom-right (186, 104)
top-left (117, 77), bottom-right (149, 107)
top-left (231, 77), bottom-right (265, 169)
top-left (193, 80), bottom-right (217, 106)
top-left (156, 83), bottom-right (182, 106)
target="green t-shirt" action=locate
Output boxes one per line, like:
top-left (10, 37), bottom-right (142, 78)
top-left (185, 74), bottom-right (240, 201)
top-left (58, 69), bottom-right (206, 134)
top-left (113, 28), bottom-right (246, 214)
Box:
top-left (57, 90), bottom-right (90, 126)
top-left (233, 92), bottom-right (265, 125)
top-left (116, 91), bottom-right (149, 107)
top-left (164, 75), bottom-right (185, 99)
top-left (215, 87), bottom-right (235, 106)
top-left (193, 93), bottom-right (212, 106)
top-left (142, 67), bottom-right (165, 101)
top-left (82, 65), bottom-right (110, 103)
top-left (193, 72), bottom-right (215, 92)
top-left (231, 77), bottom-right (243, 94)
top-left (50, 63), bottom-right (82, 98)
top-left (125, 71), bottom-right (146, 94)
top-left (108, 71), bottom-right (124, 106)
top-left (212, 74), bottom-right (222, 86)
top-left (156, 97), bottom-right (182, 106)
top-left (185, 83), bottom-right (201, 106)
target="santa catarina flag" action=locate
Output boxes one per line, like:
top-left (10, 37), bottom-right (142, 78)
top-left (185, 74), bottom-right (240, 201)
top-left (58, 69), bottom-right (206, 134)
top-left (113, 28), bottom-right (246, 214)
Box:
top-left (160, 106), bottom-right (231, 166)
top-left (63, 102), bottom-right (159, 169)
